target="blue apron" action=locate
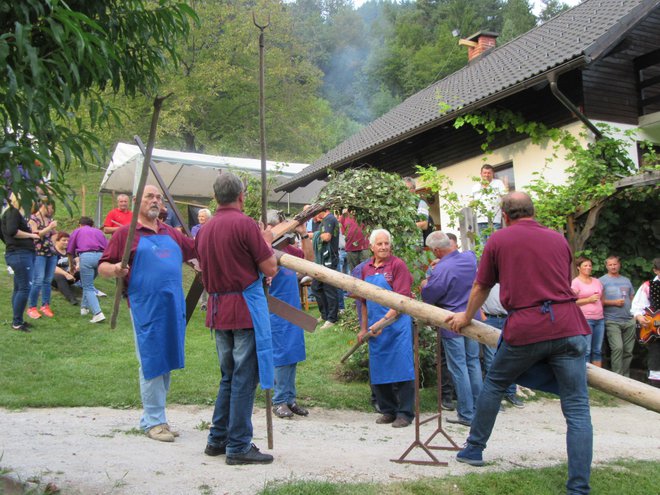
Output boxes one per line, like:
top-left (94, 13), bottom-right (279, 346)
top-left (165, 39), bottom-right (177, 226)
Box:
top-left (365, 273), bottom-right (415, 385)
top-left (128, 235), bottom-right (186, 381)
top-left (241, 275), bottom-right (275, 390)
top-left (269, 267), bottom-right (306, 366)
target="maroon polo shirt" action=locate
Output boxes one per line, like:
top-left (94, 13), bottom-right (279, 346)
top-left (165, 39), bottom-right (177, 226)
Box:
top-left (99, 221), bottom-right (196, 289)
top-left (477, 218), bottom-right (590, 345)
top-left (360, 255), bottom-right (413, 298)
top-left (339, 214), bottom-right (369, 252)
top-left (195, 207), bottom-right (274, 330)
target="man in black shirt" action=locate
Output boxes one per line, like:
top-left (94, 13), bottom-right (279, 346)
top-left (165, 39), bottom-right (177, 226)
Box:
top-left (312, 208), bottom-right (340, 329)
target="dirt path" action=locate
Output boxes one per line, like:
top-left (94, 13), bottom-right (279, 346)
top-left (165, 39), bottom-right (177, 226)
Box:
top-left (1, 399), bottom-right (659, 494)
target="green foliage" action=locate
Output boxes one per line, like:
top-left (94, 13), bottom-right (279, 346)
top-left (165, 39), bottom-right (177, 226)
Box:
top-left (500, 0), bottom-right (537, 44)
top-left (207, 168), bottom-right (282, 221)
top-left (316, 168), bottom-right (421, 269)
top-left (0, 0), bottom-right (197, 211)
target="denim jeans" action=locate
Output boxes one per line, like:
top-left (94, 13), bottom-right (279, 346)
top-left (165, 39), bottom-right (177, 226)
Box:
top-left (605, 319), bottom-right (636, 376)
top-left (443, 336), bottom-right (483, 422)
top-left (79, 251), bottom-right (103, 315)
top-left (482, 315), bottom-right (515, 396)
top-left (131, 312), bottom-right (170, 431)
top-left (28, 254), bottom-right (57, 307)
top-left (5, 250), bottom-right (35, 326)
top-left (273, 363), bottom-right (297, 405)
top-left (467, 335), bottom-right (592, 495)
top-left (208, 329), bottom-right (260, 455)
top-left (584, 319), bottom-right (605, 363)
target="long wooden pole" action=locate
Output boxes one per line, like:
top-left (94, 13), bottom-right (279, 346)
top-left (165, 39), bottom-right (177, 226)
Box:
top-left (276, 251), bottom-right (660, 414)
top-left (109, 95), bottom-right (170, 329)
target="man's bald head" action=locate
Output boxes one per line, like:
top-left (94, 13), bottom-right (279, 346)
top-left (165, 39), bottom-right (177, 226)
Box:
top-left (501, 192), bottom-right (534, 221)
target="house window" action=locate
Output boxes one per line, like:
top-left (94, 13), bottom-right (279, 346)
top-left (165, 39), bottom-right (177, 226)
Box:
top-left (494, 162), bottom-right (515, 191)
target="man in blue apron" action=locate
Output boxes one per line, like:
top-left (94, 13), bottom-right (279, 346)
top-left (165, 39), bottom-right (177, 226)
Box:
top-left (99, 185), bottom-right (196, 443)
top-left (195, 172), bottom-right (278, 465)
top-left (447, 192), bottom-right (592, 495)
top-left (265, 210), bottom-right (314, 418)
top-left (358, 229), bottom-right (415, 428)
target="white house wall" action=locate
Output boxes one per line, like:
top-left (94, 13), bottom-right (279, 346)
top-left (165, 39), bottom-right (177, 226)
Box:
top-left (434, 120), bottom-right (644, 236)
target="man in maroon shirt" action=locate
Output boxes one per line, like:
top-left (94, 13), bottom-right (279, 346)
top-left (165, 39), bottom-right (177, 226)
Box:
top-left (195, 172), bottom-right (277, 465)
top-left (447, 192), bottom-right (592, 495)
top-left (99, 185), bottom-right (196, 443)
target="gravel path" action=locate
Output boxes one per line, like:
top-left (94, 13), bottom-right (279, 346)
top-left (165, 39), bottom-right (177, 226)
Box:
top-left (1, 399), bottom-right (659, 494)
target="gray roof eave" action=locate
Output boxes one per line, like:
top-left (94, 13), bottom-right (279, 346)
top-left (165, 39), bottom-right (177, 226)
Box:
top-left (275, 56), bottom-right (590, 193)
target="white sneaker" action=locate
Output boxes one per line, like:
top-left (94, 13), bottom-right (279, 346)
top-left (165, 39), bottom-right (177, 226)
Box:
top-left (90, 312), bottom-right (106, 323)
top-left (94, 289), bottom-right (107, 297)
top-left (320, 321), bottom-right (334, 330)
top-left (80, 308), bottom-right (90, 316)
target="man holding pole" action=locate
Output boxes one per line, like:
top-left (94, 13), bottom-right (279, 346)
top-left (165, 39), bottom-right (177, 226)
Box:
top-left (195, 172), bottom-right (277, 465)
top-left (98, 185), bottom-right (196, 442)
top-left (447, 192), bottom-right (592, 495)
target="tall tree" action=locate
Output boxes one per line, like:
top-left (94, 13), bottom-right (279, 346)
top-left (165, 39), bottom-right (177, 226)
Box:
top-left (0, 0), bottom-right (196, 208)
top-left (538, 0), bottom-right (572, 23)
top-left (500, 0), bottom-right (537, 43)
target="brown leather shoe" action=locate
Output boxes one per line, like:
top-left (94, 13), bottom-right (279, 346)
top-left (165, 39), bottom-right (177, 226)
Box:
top-left (392, 417), bottom-right (411, 428)
top-left (164, 424), bottom-right (180, 437)
top-left (375, 414), bottom-right (395, 424)
top-left (146, 424), bottom-right (175, 442)
top-left (273, 404), bottom-right (294, 418)
top-left (288, 402), bottom-right (309, 416)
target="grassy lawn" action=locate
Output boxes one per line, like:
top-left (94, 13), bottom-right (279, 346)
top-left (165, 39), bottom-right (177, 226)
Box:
top-left (258, 460), bottom-right (659, 495)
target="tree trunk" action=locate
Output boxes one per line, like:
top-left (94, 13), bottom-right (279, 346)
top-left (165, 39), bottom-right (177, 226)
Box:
top-left (276, 251), bottom-right (660, 414)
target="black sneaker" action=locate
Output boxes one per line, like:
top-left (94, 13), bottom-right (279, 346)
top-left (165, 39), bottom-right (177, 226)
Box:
top-left (441, 397), bottom-right (455, 411)
top-left (446, 416), bottom-right (471, 427)
top-left (226, 444), bottom-right (273, 465)
top-left (504, 394), bottom-right (525, 408)
top-left (204, 443), bottom-right (227, 456)
top-left (11, 323), bottom-right (31, 333)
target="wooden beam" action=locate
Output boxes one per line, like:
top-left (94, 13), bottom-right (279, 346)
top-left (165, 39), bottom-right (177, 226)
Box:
top-left (276, 251), bottom-right (660, 414)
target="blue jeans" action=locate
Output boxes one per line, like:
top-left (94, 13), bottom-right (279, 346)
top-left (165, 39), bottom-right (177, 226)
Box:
top-left (28, 254), bottom-right (57, 307)
top-left (273, 363), bottom-right (297, 405)
top-left (467, 335), bottom-right (592, 495)
top-left (5, 250), bottom-right (35, 326)
top-left (208, 329), bottom-right (260, 455)
top-left (482, 315), bottom-right (515, 396)
top-left (79, 251), bottom-right (103, 315)
top-left (443, 336), bottom-right (483, 422)
top-left (131, 312), bottom-right (170, 431)
top-left (585, 319), bottom-right (604, 363)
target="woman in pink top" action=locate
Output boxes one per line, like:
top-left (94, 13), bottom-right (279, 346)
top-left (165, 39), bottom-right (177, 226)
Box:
top-left (571, 256), bottom-right (605, 366)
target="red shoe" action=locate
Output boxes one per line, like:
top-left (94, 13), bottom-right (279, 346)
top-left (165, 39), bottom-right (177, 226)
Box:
top-left (40, 304), bottom-right (54, 318)
top-left (26, 307), bottom-right (42, 319)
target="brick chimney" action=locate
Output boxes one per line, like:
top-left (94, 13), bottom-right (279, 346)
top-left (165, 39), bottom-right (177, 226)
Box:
top-left (459, 31), bottom-right (499, 62)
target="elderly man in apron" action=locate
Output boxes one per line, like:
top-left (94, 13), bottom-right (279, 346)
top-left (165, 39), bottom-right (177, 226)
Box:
top-left (99, 185), bottom-right (196, 442)
top-left (358, 229), bottom-right (415, 428)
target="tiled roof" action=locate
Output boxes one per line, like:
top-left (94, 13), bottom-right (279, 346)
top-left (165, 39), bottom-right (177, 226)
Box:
top-left (277, 0), bottom-right (659, 192)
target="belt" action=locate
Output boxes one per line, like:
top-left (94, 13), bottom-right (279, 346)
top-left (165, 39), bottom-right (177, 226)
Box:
top-left (484, 313), bottom-right (507, 318)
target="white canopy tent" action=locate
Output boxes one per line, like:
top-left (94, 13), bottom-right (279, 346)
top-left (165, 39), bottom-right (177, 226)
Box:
top-left (96, 142), bottom-right (327, 225)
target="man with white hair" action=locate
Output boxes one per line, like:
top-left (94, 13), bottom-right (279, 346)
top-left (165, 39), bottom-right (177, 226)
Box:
top-left (422, 230), bottom-right (481, 427)
top-left (358, 229), bottom-right (415, 428)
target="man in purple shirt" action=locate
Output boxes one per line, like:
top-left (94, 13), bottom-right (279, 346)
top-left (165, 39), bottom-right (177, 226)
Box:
top-left (447, 192), bottom-right (592, 495)
top-left (421, 231), bottom-right (481, 427)
top-left (67, 217), bottom-right (108, 323)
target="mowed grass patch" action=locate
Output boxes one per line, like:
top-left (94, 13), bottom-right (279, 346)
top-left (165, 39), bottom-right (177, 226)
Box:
top-left (258, 459), bottom-right (660, 495)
